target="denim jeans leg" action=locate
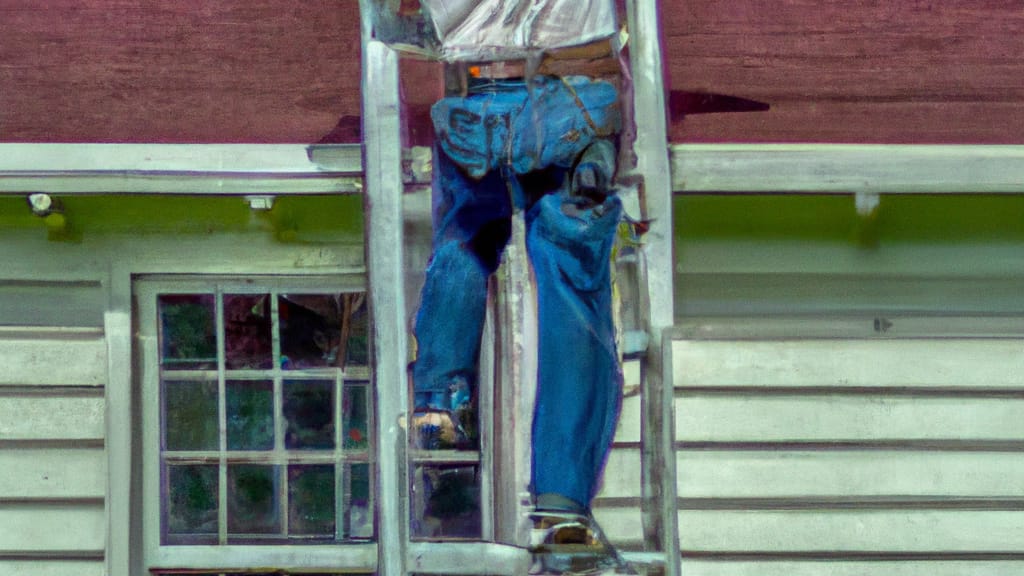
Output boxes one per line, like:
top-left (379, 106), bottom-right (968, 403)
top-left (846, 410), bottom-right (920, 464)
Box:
top-left (412, 144), bottom-right (512, 410)
top-left (527, 192), bottom-right (624, 508)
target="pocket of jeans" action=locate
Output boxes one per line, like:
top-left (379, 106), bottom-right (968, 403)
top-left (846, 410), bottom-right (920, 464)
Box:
top-left (432, 99), bottom-right (490, 178)
top-left (569, 79), bottom-right (621, 137)
top-left (522, 79), bottom-right (620, 172)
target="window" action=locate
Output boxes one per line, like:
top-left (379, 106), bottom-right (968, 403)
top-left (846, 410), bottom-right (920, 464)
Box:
top-left (153, 569), bottom-right (370, 573)
top-left (137, 277), bottom-right (377, 574)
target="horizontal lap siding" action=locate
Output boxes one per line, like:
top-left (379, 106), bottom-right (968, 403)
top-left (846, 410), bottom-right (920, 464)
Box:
top-left (0, 503), bottom-right (106, 554)
top-left (0, 394), bottom-right (105, 441)
top-left (592, 360), bottom-right (644, 546)
top-left (0, 448), bottom-right (106, 499)
top-left (600, 449), bottom-right (1024, 499)
top-left (0, 332), bottom-right (107, 387)
top-left (675, 274), bottom-right (1024, 321)
top-left (675, 510), bottom-right (1024, 552)
top-left (676, 451), bottom-right (1024, 499)
top-left (0, 326), bottom-right (107, 569)
top-left (0, 283), bottom-right (104, 328)
top-left (674, 561), bottom-right (1024, 576)
top-left (595, 508), bottom-right (1024, 552)
top-left (672, 339), bottom-right (1024, 389)
top-left (671, 335), bottom-right (1024, 569)
top-left (0, 560), bottom-right (105, 576)
top-left (675, 395), bottom-right (1024, 442)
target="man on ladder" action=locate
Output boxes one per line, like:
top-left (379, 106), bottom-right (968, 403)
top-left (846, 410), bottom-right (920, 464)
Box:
top-left (367, 2), bottom-right (636, 572)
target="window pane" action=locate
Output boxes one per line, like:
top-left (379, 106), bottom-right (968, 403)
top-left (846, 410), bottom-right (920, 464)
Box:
top-left (159, 294), bottom-right (216, 369)
top-left (166, 464), bottom-right (218, 536)
top-left (342, 293), bottom-right (369, 367)
top-left (228, 464), bottom-right (281, 535)
top-left (164, 379), bottom-right (218, 451)
top-left (226, 380), bottom-right (274, 451)
top-left (411, 465), bottom-right (481, 539)
top-left (224, 294), bottom-right (273, 369)
top-left (288, 465), bottom-right (335, 536)
top-left (284, 379), bottom-right (335, 449)
top-left (279, 294), bottom-right (342, 369)
top-left (347, 463), bottom-right (373, 539)
top-left (343, 384), bottom-right (369, 450)
top-left (454, 383), bottom-right (480, 451)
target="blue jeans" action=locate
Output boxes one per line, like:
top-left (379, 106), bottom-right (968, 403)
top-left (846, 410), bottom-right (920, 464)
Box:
top-left (413, 76), bottom-right (623, 510)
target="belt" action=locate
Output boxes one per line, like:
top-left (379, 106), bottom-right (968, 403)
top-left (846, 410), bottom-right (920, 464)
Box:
top-left (469, 60), bottom-right (528, 80)
top-left (463, 39), bottom-right (620, 81)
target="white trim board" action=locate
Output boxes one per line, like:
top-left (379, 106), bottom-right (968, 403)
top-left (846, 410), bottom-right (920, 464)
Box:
top-left (0, 143), bottom-right (362, 174)
top-left (0, 143), bottom-right (362, 195)
top-left (3, 143), bottom-right (1024, 196)
top-left (671, 144), bottom-right (1024, 194)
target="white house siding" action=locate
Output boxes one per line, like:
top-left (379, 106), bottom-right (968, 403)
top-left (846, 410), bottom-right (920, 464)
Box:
top-left (631, 328), bottom-right (1024, 576)
top-left (0, 281), bottom-right (105, 329)
top-left (590, 361), bottom-right (645, 548)
top-left (0, 317), bottom-right (107, 576)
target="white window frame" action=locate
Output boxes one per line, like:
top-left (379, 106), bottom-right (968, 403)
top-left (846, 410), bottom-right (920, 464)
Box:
top-left (135, 275), bottom-right (378, 574)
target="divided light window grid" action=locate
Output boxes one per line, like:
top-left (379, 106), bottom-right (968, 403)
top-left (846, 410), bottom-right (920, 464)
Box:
top-left (154, 283), bottom-right (373, 545)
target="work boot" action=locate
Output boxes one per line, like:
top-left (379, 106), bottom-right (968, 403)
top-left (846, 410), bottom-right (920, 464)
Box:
top-left (529, 511), bottom-right (631, 574)
top-left (410, 377), bottom-right (476, 450)
top-left (530, 510), bottom-right (601, 549)
top-left (410, 409), bottom-right (472, 450)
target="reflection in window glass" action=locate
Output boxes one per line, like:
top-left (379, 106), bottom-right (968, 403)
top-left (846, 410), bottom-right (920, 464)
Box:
top-left (166, 464), bottom-right (218, 537)
top-left (164, 380), bottom-right (218, 451)
top-left (226, 380), bottom-right (274, 450)
top-left (284, 380), bottom-right (335, 449)
top-left (342, 293), bottom-right (370, 367)
top-left (228, 465), bottom-right (281, 535)
top-left (288, 465), bottom-right (335, 537)
top-left (454, 384), bottom-right (480, 451)
top-left (159, 295), bottom-right (216, 369)
top-left (411, 465), bottom-right (481, 539)
top-left (156, 288), bottom-right (373, 546)
top-left (343, 384), bottom-right (369, 449)
top-left (347, 463), bottom-right (373, 539)
top-left (279, 294), bottom-right (341, 369)
top-left (279, 293), bottom-right (368, 370)
top-left (224, 294), bottom-right (273, 369)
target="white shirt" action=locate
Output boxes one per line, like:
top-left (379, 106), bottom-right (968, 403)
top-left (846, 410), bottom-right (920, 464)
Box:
top-left (420, 0), bottom-right (618, 61)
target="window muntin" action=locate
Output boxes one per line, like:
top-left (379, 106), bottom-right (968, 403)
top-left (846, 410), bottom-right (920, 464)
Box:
top-left (154, 285), bottom-right (373, 546)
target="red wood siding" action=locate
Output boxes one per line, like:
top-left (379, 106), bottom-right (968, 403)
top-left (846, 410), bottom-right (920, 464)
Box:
top-left (0, 0), bottom-right (363, 143)
top-left (2, 1), bottom-right (1021, 144)
top-left (665, 0), bottom-right (1024, 143)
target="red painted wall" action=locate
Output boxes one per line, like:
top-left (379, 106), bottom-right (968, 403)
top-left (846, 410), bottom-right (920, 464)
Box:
top-left (0, 0), bottom-right (363, 143)
top-left (665, 0), bottom-right (1024, 143)
top-left (1, 1), bottom-right (1021, 144)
